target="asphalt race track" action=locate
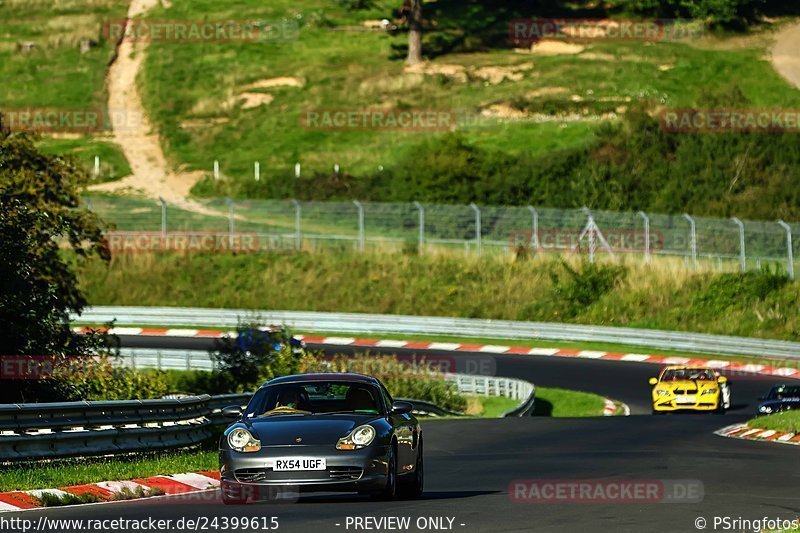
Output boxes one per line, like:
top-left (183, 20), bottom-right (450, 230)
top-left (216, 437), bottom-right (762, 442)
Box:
top-left (16, 336), bottom-right (800, 533)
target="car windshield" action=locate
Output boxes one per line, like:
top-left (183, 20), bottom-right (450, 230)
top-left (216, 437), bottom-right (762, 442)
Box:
top-left (244, 381), bottom-right (384, 418)
top-left (661, 368), bottom-right (716, 382)
top-left (768, 386), bottom-right (800, 400)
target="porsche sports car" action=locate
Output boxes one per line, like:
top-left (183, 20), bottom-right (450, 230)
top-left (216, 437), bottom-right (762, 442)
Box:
top-left (219, 373), bottom-right (423, 504)
top-left (757, 384), bottom-right (800, 414)
top-left (649, 366), bottom-right (731, 414)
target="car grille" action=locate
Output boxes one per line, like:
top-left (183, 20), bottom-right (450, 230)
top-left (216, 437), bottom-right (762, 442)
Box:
top-left (234, 467), bottom-right (364, 483)
top-left (328, 466), bottom-right (363, 481)
top-left (234, 468), bottom-right (269, 483)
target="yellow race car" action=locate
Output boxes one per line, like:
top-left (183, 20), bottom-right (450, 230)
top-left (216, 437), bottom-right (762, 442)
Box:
top-left (649, 366), bottom-right (730, 414)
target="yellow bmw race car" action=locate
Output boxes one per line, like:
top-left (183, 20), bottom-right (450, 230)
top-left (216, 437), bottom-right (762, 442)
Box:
top-left (649, 366), bottom-right (731, 414)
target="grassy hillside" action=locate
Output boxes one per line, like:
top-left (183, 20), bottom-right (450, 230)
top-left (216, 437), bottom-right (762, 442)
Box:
top-left (137, 0), bottom-right (800, 218)
top-left (77, 252), bottom-right (800, 340)
top-left (0, 0), bottom-right (131, 182)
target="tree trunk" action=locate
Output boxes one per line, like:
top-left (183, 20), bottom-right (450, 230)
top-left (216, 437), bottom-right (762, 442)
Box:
top-left (406, 0), bottom-right (422, 65)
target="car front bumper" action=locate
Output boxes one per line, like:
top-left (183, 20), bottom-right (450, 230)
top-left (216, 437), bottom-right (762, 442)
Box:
top-left (652, 396), bottom-right (720, 411)
top-left (219, 444), bottom-right (390, 496)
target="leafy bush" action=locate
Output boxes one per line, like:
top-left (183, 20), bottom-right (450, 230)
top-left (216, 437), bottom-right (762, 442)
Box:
top-left (547, 259), bottom-right (628, 318)
top-left (52, 356), bottom-right (169, 401)
top-left (691, 268), bottom-right (790, 312)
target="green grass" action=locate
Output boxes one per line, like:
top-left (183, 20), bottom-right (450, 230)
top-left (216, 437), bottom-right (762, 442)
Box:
top-left (77, 252), bottom-right (800, 342)
top-left (475, 395), bottom-right (520, 418)
top-left (0, 0), bottom-right (124, 111)
top-left (37, 137), bottom-right (131, 183)
top-left (0, 450), bottom-right (217, 492)
top-left (533, 387), bottom-right (607, 417)
top-left (749, 411), bottom-right (800, 433)
top-left (133, 0), bottom-right (800, 192)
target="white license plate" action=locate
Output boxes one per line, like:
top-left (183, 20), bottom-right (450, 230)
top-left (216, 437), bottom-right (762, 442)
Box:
top-left (675, 395), bottom-right (696, 405)
top-left (273, 458), bottom-right (327, 471)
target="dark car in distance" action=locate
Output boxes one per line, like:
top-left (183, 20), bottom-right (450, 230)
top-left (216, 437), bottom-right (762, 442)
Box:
top-left (235, 326), bottom-right (306, 356)
top-left (757, 385), bottom-right (800, 415)
top-left (219, 373), bottom-right (423, 504)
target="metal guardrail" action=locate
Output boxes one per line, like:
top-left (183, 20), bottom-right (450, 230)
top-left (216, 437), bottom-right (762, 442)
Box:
top-left (77, 306), bottom-right (800, 360)
top-left (115, 349), bottom-right (535, 418)
top-left (0, 395), bottom-right (218, 461)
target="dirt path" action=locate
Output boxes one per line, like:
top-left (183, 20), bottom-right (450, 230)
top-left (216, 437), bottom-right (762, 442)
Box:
top-left (91, 0), bottom-right (207, 211)
top-left (771, 21), bottom-right (800, 90)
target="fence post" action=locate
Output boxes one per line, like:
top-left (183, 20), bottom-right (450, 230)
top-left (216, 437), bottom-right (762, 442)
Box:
top-left (94, 156), bottom-right (100, 177)
top-left (778, 220), bottom-right (794, 280)
top-left (225, 197), bottom-right (235, 247)
top-left (731, 217), bottom-right (745, 273)
top-left (159, 197), bottom-right (167, 238)
top-left (582, 206), bottom-right (596, 263)
top-left (637, 211), bottom-right (650, 262)
top-left (527, 206), bottom-right (539, 249)
top-left (290, 199), bottom-right (301, 250)
top-left (470, 203), bottom-right (481, 256)
top-left (213, 160), bottom-right (219, 180)
top-left (254, 162), bottom-right (260, 181)
top-left (353, 200), bottom-right (364, 253)
top-left (683, 213), bottom-right (697, 271)
top-left (413, 201), bottom-right (424, 254)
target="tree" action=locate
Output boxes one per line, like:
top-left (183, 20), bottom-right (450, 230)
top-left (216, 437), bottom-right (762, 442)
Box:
top-left (0, 126), bottom-right (110, 401)
top-left (403, 0), bottom-right (423, 65)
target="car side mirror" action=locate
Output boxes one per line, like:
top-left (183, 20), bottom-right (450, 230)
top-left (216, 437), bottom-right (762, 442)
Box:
top-left (222, 405), bottom-right (243, 419)
top-left (648, 378), bottom-right (658, 386)
top-left (390, 401), bottom-right (413, 415)
top-left (717, 376), bottom-right (727, 384)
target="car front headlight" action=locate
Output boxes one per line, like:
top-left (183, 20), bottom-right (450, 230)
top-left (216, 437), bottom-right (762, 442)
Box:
top-left (227, 428), bottom-right (261, 452)
top-left (655, 389), bottom-right (670, 396)
top-left (337, 425), bottom-right (376, 450)
top-left (701, 389), bottom-right (718, 396)
top-left (759, 405), bottom-right (772, 414)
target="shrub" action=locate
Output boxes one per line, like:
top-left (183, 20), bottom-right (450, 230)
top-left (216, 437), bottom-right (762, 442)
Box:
top-left (547, 259), bottom-right (628, 318)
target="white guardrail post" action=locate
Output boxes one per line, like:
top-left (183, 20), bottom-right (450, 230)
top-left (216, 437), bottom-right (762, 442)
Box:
top-left (413, 201), bottom-right (424, 254)
top-left (637, 211), bottom-right (650, 262)
top-left (225, 197), bottom-right (235, 247)
top-left (683, 213), bottom-right (697, 271)
top-left (732, 217), bottom-right (745, 273)
top-left (470, 203), bottom-right (481, 256)
top-left (353, 200), bottom-right (365, 253)
top-left (159, 196), bottom-right (167, 238)
top-left (290, 199), bottom-right (301, 250)
top-left (778, 220), bottom-right (794, 280)
top-left (527, 205), bottom-right (539, 250)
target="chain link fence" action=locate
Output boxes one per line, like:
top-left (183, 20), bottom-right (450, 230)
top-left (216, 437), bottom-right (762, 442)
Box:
top-left (84, 195), bottom-right (798, 277)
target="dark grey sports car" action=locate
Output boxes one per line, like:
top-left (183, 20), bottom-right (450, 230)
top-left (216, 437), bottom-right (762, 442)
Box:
top-left (219, 373), bottom-right (423, 504)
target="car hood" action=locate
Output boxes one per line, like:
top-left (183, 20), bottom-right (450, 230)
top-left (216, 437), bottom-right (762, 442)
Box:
top-left (242, 414), bottom-right (379, 446)
top-left (655, 380), bottom-right (719, 392)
